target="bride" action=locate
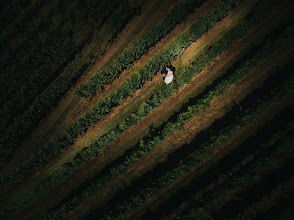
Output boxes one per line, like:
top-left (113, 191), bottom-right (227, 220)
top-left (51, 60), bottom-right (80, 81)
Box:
top-left (161, 65), bottom-right (174, 85)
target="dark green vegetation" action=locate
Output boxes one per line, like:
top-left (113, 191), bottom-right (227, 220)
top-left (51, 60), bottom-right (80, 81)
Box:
top-left (0, 0), bottom-right (293, 219)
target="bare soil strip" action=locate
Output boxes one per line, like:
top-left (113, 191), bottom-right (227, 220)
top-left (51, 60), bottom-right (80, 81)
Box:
top-left (64, 31), bottom-right (294, 220)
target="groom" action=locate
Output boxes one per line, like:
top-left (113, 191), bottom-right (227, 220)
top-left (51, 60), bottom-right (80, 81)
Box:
top-left (161, 66), bottom-right (168, 80)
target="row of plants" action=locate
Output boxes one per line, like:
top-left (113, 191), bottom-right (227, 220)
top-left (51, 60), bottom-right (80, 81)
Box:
top-left (0, 0), bottom-right (127, 144)
top-left (73, 0), bottom-right (207, 98)
top-left (0, 0), bottom-right (142, 103)
top-left (0, 1), bottom-right (144, 165)
top-left (178, 131), bottom-right (294, 219)
top-left (95, 39), bottom-right (294, 220)
top-left (104, 114), bottom-right (292, 219)
top-left (45, 22), bottom-right (294, 219)
top-left (0, 0), bottom-right (242, 178)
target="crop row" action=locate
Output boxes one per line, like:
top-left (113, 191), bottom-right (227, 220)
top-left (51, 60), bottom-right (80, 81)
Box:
top-left (73, 0), bottom-right (207, 98)
top-left (0, 0), bottom-right (243, 185)
top-left (94, 41), bottom-right (294, 220)
top-left (103, 71), bottom-right (294, 219)
top-left (0, 0), bottom-right (138, 123)
top-left (0, 0), bottom-right (139, 155)
top-left (45, 24), bottom-right (294, 219)
top-left (178, 131), bottom-right (294, 219)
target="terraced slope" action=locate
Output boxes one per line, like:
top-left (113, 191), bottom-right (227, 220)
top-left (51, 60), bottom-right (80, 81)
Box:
top-left (0, 0), bottom-right (293, 219)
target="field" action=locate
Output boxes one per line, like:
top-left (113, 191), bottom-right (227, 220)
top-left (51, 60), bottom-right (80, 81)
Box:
top-left (0, 0), bottom-right (293, 219)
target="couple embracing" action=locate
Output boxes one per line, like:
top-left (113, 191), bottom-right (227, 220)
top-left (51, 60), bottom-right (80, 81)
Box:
top-left (161, 65), bottom-right (175, 85)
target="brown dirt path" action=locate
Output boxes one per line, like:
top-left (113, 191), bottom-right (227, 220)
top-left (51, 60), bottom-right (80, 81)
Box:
top-left (0, 0), bottom-right (182, 176)
top-left (164, 121), bottom-right (294, 219)
top-left (66, 40), bottom-right (294, 219)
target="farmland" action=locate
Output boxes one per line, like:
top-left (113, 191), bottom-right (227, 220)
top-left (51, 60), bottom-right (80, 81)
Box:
top-left (0, 0), bottom-right (293, 219)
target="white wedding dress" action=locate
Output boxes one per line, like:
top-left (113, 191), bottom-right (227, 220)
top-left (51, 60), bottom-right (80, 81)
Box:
top-left (164, 70), bottom-right (174, 85)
